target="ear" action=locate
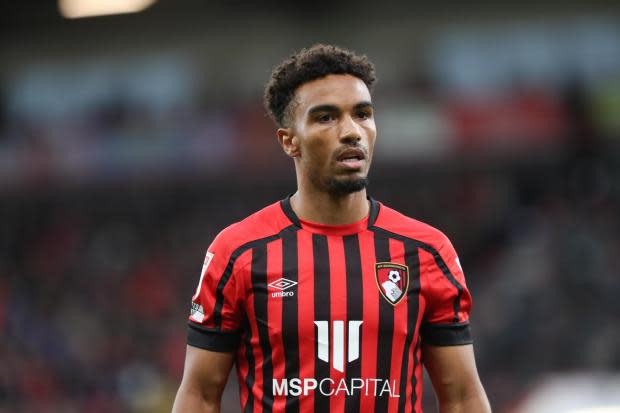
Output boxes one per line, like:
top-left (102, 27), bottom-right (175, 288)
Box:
top-left (277, 128), bottom-right (301, 158)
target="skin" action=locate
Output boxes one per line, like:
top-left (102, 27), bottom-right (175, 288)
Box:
top-left (172, 346), bottom-right (234, 413)
top-left (277, 74), bottom-right (376, 225)
top-left (172, 73), bottom-right (491, 413)
top-left (423, 344), bottom-right (491, 412)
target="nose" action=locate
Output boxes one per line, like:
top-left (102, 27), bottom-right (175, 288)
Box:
top-left (338, 114), bottom-right (362, 143)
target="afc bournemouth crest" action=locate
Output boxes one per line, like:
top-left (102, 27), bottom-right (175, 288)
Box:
top-left (375, 262), bottom-right (409, 305)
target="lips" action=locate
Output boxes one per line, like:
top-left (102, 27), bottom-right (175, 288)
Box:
top-left (335, 147), bottom-right (366, 162)
top-left (334, 146), bottom-right (367, 170)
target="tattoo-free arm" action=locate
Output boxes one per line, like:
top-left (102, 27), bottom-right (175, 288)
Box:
top-left (423, 344), bottom-right (491, 413)
top-left (171, 345), bottom-right (235, 413)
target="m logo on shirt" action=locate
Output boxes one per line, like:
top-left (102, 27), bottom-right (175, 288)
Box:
top-left (375, 262), bottom-right (409, 305)
top-left (314, 320), bottom-right (363, 373)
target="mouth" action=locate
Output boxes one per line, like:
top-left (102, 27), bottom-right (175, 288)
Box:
top-left (334, 147), bottom-right (367, 170)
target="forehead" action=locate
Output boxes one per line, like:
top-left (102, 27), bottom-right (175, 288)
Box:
top-left (294, 74), bottom-right (371, 114)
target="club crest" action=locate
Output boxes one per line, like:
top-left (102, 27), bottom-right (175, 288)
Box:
top-left (375, 262), bottom-right (409, 305)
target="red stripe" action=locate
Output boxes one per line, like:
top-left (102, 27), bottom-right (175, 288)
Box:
top-left (413, 292), bottom-right (425, 413)
top-left (267, 239), bottom-right (285, 411)
top-left (414, 343), bottom-right (423, 413)
top-left (407, 302), bottom-right (425, 412)
top-left (297, 231), bottom-right (315, 413)
top-left (237, 350), bottom-right (249, 410)
top-left (246, 248), bottom-right (264, 413)
top-left (358, 231), bottom-right (378, 411)
top-left (220, 253), bottom-right (247, 331)
top-left (328, 236), bottom-right (347, 412)
top-left (404, 341), bottom-right (414, 413)
top-left (235, 251), bottom-right (252, 410)
top-left (386, 238), bottom-right (408, 413)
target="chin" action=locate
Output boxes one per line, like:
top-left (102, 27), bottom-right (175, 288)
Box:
top-left (326, 176), bottom-right (369, 196)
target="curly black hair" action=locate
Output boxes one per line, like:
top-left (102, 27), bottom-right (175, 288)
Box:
top-left (264, 44), bottom-right (377, 127)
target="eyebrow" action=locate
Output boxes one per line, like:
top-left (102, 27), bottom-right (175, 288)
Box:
top-left (353, 101), bottom-right (374, 111)
top-left (307, 101), bottom-right (374, 115)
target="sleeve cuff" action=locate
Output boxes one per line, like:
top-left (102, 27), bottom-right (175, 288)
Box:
top-left (421, 321), bottom-right (473, 346)
top-left (187, 322), bottom-right (241, 352)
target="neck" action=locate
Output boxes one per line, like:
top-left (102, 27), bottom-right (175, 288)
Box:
top-left (290, 186), bottom-right (369, 225)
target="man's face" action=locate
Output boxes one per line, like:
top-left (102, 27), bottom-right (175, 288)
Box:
top-left (286, 74), bottom-right (376, 196)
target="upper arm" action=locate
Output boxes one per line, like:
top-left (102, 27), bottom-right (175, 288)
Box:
top-left (423, 344), bottom-right (490, 412)
top-left (172, 345), bottom-right (235, 412)
top-left (181, 345), bottom-right (235, 400)
top-left (422, 344), bottom-right (482, 398)
top-left (419, 234), bottom-right (490, 411)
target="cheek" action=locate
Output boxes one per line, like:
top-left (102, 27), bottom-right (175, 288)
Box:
top-left (365, 124), bottom-right (377, 150)
top-left (366, 119), bottom-right (377, 136)
top-left (303, 133), bottom-right (333, 164)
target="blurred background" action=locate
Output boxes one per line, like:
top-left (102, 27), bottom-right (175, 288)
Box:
top-left (1, 1), bottom-right (620, 412)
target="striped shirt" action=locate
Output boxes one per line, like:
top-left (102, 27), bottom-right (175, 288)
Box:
top-left (188, 195), bottom-right (472, 413)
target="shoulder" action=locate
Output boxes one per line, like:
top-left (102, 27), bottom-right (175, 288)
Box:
top-left (372, 200), bottom-right (452, 252)
top-left (209, 199), bottom-right (293, 257)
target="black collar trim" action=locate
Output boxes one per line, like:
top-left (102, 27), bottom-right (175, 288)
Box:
top-left (280, 194), bottom-right (380, 229)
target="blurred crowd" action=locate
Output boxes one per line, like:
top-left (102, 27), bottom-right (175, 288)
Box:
top-left (1, 182), bottom-right (288, 412)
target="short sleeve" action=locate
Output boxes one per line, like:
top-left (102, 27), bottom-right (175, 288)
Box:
top-left (420, 235), bottom-right (473, 346)
top-left (187, 231), bottom-right (247, 352)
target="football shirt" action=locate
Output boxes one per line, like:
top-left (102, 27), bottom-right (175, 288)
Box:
top-left (188, 196), bottom-right (472, 413)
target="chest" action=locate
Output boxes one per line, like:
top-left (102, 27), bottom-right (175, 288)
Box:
top-left (244, 233), bottom-right (423, 343)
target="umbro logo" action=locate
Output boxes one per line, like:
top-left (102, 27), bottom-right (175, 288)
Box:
top-left (268, 277), bottom-right (297, 298)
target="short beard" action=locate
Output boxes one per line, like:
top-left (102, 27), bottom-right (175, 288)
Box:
top-left (326, 176), bottom-right (369, 196)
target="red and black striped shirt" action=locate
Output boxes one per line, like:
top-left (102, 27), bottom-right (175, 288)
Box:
top-left (188, 196), bottom-right (472, 413)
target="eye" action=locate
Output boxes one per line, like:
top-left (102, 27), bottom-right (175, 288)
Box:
top-left (357, 110), bottom-right (372, 120)
top-left (317, 113), bottom-right (334, 123)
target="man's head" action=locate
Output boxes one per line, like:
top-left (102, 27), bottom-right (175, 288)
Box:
top-left (264, 44), bottom-right (378, 197)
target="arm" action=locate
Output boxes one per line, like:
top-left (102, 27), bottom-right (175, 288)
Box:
top-left (423, 343), bottom-right (491, 413)
top-left (172, 345), bottom-right (235, 413)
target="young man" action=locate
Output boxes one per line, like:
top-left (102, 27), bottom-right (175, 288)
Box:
top-left (172, 44), bottom-right (491, 413)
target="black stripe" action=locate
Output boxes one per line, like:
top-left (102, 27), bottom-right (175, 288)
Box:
top-left (312, 234), bottom-right (330, 413)
top-left (343, 234), bottom-right (363, 413)
top-left (243, 318), bottom-right (256, 413)
top-left (420, 322), bottom-right (472, 346)
top-left (186, 322), bottom-right (240, 351)
top-left (398, 241), bottom-right (421, 412)
top-left (369, 225), bottom-right (465, 324)
top-left (282, 227), bottom-right (300, 413)
top-left (214, 231), bottom-right (289, 329)
top-left (374, 233), bottom-right (393, 413)
top-left (280, 196), bottom-right (301, 227)
top-left (251, 242), bottom-right (274, 411)
top-left (367, 197), bottom-right (380, 227)
top-left (283, 195), bottom-right (378, 229)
